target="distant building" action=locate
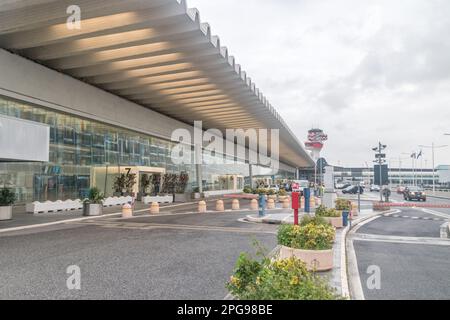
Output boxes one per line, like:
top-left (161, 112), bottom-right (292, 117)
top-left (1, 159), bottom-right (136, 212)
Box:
top-left (333, 166), bottom-right (438, 187)
top-left (437, 165), bottom-right (450, 185)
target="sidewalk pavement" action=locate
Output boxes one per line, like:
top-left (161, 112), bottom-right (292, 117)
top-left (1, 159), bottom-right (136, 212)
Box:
top-left (0, 198), bottom-right (256, 232)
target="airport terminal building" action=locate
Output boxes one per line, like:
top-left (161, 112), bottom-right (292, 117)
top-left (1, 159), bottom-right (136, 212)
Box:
top-left (0, 0), bottom-right (313, 203)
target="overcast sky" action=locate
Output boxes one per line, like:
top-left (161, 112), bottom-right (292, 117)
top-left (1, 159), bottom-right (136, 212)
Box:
top-left (188, 0), bottom-right (450, 168)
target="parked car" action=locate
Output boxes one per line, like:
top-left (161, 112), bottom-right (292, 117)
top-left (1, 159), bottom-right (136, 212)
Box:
top-left (370, 184), bottom-right (381, 192)
top-left (397, 186), bottom-right (406, 194)
top-left (342, 185), bottom-right (364, 194)
top-left (403, 186), bottom-right (426, 201)
top-left (336, 183), bottom-right (351, 190)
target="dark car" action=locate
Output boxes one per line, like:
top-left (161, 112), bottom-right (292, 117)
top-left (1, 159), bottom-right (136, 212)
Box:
top-left (342, 185), bottom-right (364, 194)
top-left (403, 186), bottom-right (426, 201)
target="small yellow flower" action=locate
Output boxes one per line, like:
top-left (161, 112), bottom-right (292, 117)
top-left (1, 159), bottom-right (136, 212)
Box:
top-left (230, 276), bottom-right (239, 286)
top-left (290, 276), bottom-right (299, 285)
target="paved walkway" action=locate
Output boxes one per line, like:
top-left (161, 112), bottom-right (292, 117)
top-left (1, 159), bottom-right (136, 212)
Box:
top-left (0, 198), bottom-right (287, 233)
top-left (0, 210), bottom-right (278, 299)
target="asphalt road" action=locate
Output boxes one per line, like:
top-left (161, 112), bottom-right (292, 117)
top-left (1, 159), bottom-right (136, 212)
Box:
top-left (0, 212), bottom-right (277, 300)
top-left (351, 191), bottom-right (450, 300)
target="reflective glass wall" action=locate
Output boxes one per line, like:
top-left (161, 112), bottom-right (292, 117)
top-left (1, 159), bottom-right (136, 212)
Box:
top-left (0, 96), bottom-right (296, 203)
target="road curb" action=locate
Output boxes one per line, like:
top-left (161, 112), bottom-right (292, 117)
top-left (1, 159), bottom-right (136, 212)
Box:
top-left (344, 209), bottom-right (398, 300)
top-left (440, 221), bottom-right (450, 239)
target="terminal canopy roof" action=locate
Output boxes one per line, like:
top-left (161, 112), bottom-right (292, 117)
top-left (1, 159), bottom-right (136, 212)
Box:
top-left (0, 0), bottom-right (314, 168)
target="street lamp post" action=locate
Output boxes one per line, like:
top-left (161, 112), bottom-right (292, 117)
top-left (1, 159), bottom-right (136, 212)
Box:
top-left (372, 142), bottom-right (387, 202)
top-left (419, 143), bottom-right (448, 193)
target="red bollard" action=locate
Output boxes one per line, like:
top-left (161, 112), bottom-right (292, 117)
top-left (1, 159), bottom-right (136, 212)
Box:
top-left (291, 192), bottom-right (300, 225)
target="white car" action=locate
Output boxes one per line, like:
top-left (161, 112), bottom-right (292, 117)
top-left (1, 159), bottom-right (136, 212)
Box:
top-left (370, 185), bottom-right (381, 192)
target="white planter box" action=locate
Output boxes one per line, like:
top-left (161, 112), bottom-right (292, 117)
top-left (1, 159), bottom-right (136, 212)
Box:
top-left (25, 196), bottom-right (131, 214)
top-left (83, 203), bottom-right (103, 216)
top-left (323, 216), bottom-right (343, 228)
top-left (279, 245), bottom-right (333, 271)
top-left (103, 196), bottom-right (132, 207)
top-left (0, 206), bottom-right (12, 220)
top-left (142, 195), bottom-right (173, 204)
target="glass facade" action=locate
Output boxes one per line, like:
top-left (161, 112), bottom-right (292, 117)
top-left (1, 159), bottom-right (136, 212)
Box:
top-left (0, 96), bottom-right (295, 203)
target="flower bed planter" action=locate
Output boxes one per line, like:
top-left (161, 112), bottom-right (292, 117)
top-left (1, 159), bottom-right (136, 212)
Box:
top-left (0, 206), bottom-right (12, 221)
top-left (323, 216), bottom-right (343, 228)
top-left (279, 245), bottom-right (333, 271)
top-left (83, 203), bottom-right (103, 216)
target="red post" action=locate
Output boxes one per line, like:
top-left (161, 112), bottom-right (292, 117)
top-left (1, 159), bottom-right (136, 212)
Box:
top-left (291, 192), bottom-right (300, 225)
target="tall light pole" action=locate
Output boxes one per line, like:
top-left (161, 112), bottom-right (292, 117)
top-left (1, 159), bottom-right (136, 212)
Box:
top-left (372, 142), bottom-right (387, 202)
top-left (419, 143), bottom-right (448, 193)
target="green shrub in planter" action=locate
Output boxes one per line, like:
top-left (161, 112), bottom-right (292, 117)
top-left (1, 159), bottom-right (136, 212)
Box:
top-left (243, 186), bottom-right (253, 194)
top-left (0, 188), bottom-right (16, 206)
top-left (299, 215), bottom-right (328, 227)
top-left (267, 189), bottom-right (276, 196)
top-left (278, 189), bottom-right (287, 196)
top-left (315, 205), bottom-right (341, 218)
top-left (277, 222), bottom-right (335, 251)
top-left (254, 188), bottom-right (268, 195)
top-left (86, 187), bottom-right (105, 204)
top-left (335, 198), bottom-right (351, 211)
top-left (226, 253), bottom-right (340, 300)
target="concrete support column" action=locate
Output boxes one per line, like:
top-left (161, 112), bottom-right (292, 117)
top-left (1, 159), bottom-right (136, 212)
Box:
top-left (249, 164), bottom-right (253, 188)
top-left (195, 144), bottom-right (203, 193)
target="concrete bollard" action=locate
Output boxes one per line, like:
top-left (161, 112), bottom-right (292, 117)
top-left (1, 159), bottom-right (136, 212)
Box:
top-left (282, 197), bottom-right (290, 209)
top-left (198, 201), bottom-right (207, 213)
top-left (267, 198), bottom-right (275, 209)
top-left (216, 200), bottom-right (224, 211)
top-left (122, 203), bottom-right (133, 218)
top-left (150, 202), bottom-right (159, 214)
top-left (232, 199), bottom-right (240, 210)
top-left (300, 196), bottom-right (305, 210)
top-left (250, 199), bottom-right (258, 210)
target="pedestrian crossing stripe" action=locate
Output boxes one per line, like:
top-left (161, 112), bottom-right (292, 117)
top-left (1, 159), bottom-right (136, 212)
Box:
top-left (383, 214), bottom-right (446, 221)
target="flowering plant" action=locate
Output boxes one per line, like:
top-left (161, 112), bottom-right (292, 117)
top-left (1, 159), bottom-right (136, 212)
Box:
top-left (277, 222), bottom-right (335, 250)
top-left (227, 253), bottom-right (340, 300)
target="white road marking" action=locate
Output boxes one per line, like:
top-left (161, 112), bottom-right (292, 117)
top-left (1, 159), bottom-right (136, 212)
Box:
top-left (351, 233), bottom-right (450, 246)
top-left (416, 208), bottom-right (450, 219)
